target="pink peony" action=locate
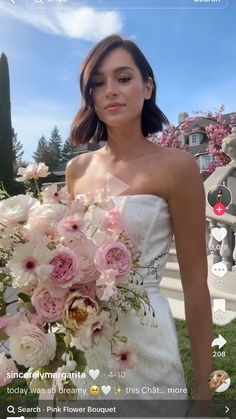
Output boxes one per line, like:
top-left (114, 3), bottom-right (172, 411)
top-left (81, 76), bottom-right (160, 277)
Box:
top-left (74, 281), bottom-right (97, 299)
top-left (72, 311), bottom-right (113, 348)
top-left (0, 352), bottom-right (18, 387)
top-left (32, 286), bottom-right (68, 322)
top-left (111, 341), bottom-right (137, 372)
top-left (94, 240), bottom-right (131, 284)
top-left (49, 246), bottom-right (80, 288)
top-left (16, 162), bottom-right (50, 181)
top-left (63, 292), bottom-right (98, 332)
top-left (100, 208), bottom-right (123, 235)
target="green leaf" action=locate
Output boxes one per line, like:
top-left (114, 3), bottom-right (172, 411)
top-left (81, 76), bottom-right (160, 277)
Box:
top-left (70, 346), bottom-right (87, 373)
top-left (0, 329), bottom-right (8, 340)
top-left (18, 292), bottom-right (31, 303)
top-left (45, 334), bottom-right (66, 373)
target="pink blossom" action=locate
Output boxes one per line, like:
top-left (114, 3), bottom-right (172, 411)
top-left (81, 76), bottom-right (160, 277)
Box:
top-left (57, 215), bottom-right (87, 240)
top-left (32, 286), bottom-right (68, 322)
top-left (74, 189), bottom-right (115, 211)
top-left (94, 240), bottom-right (131, 284)
top-left (7, 242), bottom-right (52, 288)
top-left (100, 208), bottom-right (123, 235)
top-left (42, 184), bottom-right (69, 205)
top-left (67, 239), bottom-right (99, 284)
top-left (0, 352), bottom-right (18, 387)
top-left (111, 341), bottom-right (137, 372)
top-left (96, 269), bottom-right (118, 301)
top-left (49, 246), bottom-right (80, 288)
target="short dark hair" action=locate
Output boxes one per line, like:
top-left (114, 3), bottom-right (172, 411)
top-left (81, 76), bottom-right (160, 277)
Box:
top-left (70, 34), bottom-right (169, 145)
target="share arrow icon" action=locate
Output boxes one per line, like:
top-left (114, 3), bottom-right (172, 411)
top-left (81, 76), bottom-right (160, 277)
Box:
top-left (211, 334), bottom-right (227, 349)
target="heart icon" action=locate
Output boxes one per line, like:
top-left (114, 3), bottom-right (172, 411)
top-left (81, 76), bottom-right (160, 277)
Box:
top-left (101, 385), bottom-right (111, 395)
top-left (88, 369), bottom-right (100, 380)
top-left (212, 227), bottom-right (227, 242)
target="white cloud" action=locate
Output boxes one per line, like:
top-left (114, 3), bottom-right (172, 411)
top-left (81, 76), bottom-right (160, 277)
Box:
top-left (0, 3), bottom-right (122, 41)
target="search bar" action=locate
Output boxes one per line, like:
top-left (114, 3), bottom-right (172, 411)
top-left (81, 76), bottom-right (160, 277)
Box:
top-left (25, 0), bottom-right (228, 10)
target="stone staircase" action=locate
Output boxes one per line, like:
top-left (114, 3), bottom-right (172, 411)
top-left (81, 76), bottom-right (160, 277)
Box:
top-left (160, 236), bottom-right (236, 325)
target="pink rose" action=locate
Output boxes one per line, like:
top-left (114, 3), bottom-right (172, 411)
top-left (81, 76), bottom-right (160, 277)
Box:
top-left (0, 352), bottom-right (18, 387)
top-left (49, 246), bottom-right (80, 288)
top-left (94, 240), bottom-right (131, 284)
top-left (74, 281), bottom-right (97, 299)
top-left (100, 208), bottom-right (123, 235)
top-left (68, 239), bottom-right (100, 284)
top-left (32, 286), bottom-right (68, 322)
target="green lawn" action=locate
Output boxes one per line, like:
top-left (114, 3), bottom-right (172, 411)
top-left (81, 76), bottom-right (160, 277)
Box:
top-left (175, 318), bottom-right (236, 399)
top-left (0, 319), bottom-right (235, 401)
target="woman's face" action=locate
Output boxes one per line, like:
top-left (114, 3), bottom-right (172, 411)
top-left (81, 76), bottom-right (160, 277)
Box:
top-left (90, 47), bottom-right (153, 129)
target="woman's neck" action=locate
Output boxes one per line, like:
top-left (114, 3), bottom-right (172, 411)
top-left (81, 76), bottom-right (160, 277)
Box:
top-left (104, 125), bottom-right (148, 161)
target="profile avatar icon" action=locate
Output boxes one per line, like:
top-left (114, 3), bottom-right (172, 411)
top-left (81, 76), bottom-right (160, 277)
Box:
top-left (208, 370), bottom-right (230, 392)
top-left (207, 185), bottom-right (232, 209)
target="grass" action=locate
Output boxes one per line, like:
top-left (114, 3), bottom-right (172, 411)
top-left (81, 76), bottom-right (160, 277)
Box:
top-left (175, 318), bottom-right (236, 399)
top-left (0, 319), bottom-right (235, 402)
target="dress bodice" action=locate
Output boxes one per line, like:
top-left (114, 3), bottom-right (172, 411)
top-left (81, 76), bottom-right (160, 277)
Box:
top-left (76, 194), bottom-right (173, 286)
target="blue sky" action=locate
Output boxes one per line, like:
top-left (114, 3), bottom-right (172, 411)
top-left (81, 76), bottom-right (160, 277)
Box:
top-left (0, 0), bottom-right (235, 161)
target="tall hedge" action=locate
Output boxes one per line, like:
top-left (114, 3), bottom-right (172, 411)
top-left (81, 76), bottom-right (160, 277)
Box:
top-left (0, 53), bottom-right (14, 193)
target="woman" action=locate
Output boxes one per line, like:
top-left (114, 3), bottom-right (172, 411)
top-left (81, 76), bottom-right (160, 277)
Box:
top-left (66, 34), bottom-right (213, 402)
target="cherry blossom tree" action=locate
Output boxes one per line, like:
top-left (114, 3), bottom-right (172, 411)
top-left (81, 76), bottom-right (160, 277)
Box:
top-left (155, 105), bottom-right (236, 174)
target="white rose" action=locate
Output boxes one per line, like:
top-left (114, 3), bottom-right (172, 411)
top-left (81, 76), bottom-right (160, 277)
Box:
top-left (0, 194), bottom-right (39, 225)
top-left (9, 322), bottom-right (56, 368)
top-left (27, 203), bottom-right (70, 225)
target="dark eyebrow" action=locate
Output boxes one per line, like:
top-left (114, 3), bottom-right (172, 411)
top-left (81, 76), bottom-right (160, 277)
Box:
top-left (93, 66), bottom-right (135, 76)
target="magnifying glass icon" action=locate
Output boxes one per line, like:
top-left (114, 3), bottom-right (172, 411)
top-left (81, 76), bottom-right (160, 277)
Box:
top-left (7, 405), bottom-right (15, 414)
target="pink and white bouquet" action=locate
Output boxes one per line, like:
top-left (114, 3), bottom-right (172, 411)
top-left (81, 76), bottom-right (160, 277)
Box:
top-left (0, 163), bottom-right (159, 397)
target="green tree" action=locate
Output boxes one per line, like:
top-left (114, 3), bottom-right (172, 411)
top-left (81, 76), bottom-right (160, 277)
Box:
top-left (48, 126), bottom-right (63, 170)
top-left (32, 135), bottom-right (52, 167)
top-left (61, 139), bottom-right (76, 163)
top-left (12, 129), bottom-right (24, 160)
top-left (0, 53), bottom-right (14, 192)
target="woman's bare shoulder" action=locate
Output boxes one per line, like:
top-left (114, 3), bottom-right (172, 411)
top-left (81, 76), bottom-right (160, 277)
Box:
top-left (154, 147), bottom-right (199, 199)
top-left (159, 147), bottom-right (197, 173)
top-left (65, 153), bottom-right (91, 178)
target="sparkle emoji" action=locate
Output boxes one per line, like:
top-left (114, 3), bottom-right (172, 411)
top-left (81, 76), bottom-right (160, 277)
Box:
top-left (89, 385), bottom-right (100, 396)
top-left (114, 385), bottom-right (122, 395)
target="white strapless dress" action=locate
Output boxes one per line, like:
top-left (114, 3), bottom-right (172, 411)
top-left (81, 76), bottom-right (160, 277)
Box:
top-left (72, 194), bottom-right (187, 401)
